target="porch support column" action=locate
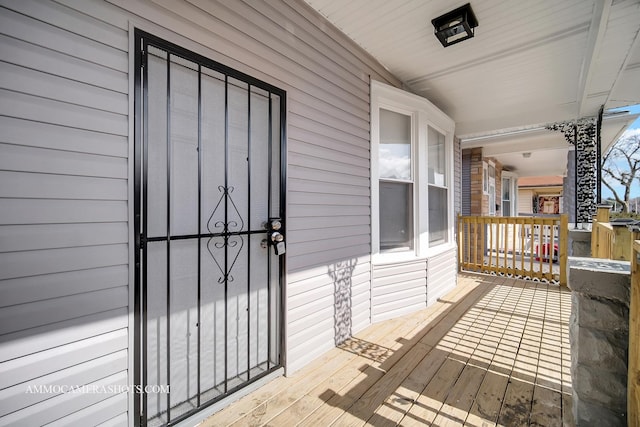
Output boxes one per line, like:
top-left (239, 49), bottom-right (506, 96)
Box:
top-left (547, 118), bottom-right (598, 224)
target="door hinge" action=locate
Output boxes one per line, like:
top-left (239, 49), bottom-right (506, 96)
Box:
top-left (140, 51), bottom-right (147, 68)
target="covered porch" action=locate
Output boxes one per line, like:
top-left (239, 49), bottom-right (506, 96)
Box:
top-left (202, 273), bottom-right (571, 426)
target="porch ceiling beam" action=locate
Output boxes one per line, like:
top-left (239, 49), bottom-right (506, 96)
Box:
top-left (576, 0), bottom-right (612, 118)
top-left (607, 25), bottom-right (640, 107)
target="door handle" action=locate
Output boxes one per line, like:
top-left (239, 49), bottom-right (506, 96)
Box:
top-left (265, 219), bottom-right (285, 256)
top-left (270, 231), bottom-right (284, 243)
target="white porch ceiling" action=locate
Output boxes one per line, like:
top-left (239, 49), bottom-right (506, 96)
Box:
top-left (303, 0), bottom-right (640, 175)
top-left (460, 112), bottom-right (639, 177)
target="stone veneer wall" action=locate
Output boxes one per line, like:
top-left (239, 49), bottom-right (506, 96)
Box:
top-left (564, 150), bottom-right (576, 224)
top-left (466, 147), bottom-right (503, 216)
top-left (568, 257), bottom-right (631, 425)
top-left (547, 118), bottom-right (597, 223)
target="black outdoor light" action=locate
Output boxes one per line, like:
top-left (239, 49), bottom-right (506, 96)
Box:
top-left (431, 3), bottom-right (478, 47)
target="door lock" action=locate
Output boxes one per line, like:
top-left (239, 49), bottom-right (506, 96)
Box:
top-left (270, 219), bottom-right (282, 231)
top-left (265, 218), bottom-right (286, 256)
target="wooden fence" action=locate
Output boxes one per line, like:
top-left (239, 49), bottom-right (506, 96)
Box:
top-left (591, 220), bottom-right (616, 259)
top-left (591, 206), bottom-right (640, 261)
top-left (629, 240), bottom-right (640, 426)
top-left (458, 214), bottom-right (568, 285)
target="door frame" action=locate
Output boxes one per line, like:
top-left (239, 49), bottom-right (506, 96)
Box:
top-left (132, 28), bottom-right (287, 426)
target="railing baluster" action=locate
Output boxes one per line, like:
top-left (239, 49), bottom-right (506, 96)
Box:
top-left (511, 219), bottom-right (516, 272)
top-left (487, 218), bottom-right (494, 271)
top-left (472, 216), bottom-right (477, 268)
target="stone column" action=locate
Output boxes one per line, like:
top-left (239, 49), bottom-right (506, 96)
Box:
top-left (546, 118), bottom-right (597, 224)
top-left (568, 257), bottom-right (631, 425)
top-left (568, 229), bottom-right (591, 257)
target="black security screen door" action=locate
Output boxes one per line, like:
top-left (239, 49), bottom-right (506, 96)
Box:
top-left (133, 30), bottom-right (286, 427)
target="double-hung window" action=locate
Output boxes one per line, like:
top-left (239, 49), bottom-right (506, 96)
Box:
top-left (488, 162), bottom-right (496, 216)
top-left (502, 172), bottom-right (517, 216)
top-left (371, 81), bottom-right (455, 259)
top-left (379, 108), bottom-right (413, 251)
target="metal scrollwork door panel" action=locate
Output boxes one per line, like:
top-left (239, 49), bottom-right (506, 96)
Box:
top-left (135, 30), bottom-right (285, 427)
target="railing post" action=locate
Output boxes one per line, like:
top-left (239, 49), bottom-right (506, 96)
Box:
top-left (560, 214), bottom-right (568, 286)
top-left (596, 204), bottom-right (612, 223)
top-left (457, 214), bottom-right (462, 272)
top-left (629, 240), bottom-right (640, 426)
top-left (592, 205), bottom-right (612, 258)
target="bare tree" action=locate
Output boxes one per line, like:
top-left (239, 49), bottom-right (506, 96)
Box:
top-left (602, 129), bottom-right (640, 213)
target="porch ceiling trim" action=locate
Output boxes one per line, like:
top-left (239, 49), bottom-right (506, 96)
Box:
top-left (577, 0), bottom-right (611, 118)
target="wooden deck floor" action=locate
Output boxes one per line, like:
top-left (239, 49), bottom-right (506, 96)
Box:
top-left (201, 273), bottom-right (573, 427)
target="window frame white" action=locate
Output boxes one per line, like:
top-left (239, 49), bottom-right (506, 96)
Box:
top-left (487, 161), bottom-right (496, 216)
top-left (483, 162), bottom-right (489, 194)
top-left (371, 80), bottom-right (455, 261)
top-left (501, 171), bottom-right (518, 217)
top-left (378, 107), bottom-right (416, 252)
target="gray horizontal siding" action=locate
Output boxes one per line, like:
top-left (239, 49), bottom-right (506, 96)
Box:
top-left (0, 0), bottom-right (130, 424)
top-left (371, 248), bottom-right (459, 322)
top-left (0, 89), bottom-right (127, 135)
top-left (0, 308), bottom-right (128, 362)
top-left (0, 223), bottom-right (128, 253)
top-left (286, 256), bottom-right (371, 369)
top-left (0, 266), bottom-right (128, 307)
top-left (56, 394), bottom-right (129, 427)
top-left (0, 329), bottom-right (128, 389)
top-left (0, 199), bottom-right (127, 225)
top-left (0, 116), bottom-right (128, 157)
top-left (0, 143), bottom-right (127, 178)
top-left (0, 0), bottom-right (404, 423)
top-left (0, 286), bottom-right (128, 335)
top-left (1, 371), bottom-right (128, 426)
top-left (372, 260), bottom-right (427, 322)
top-left (426, 248), bottom-right (458, 306)
top-left (0, 6), bottom-right (127, 72)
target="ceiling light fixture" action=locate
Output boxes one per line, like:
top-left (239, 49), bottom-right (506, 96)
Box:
top-left (431, 3), bottom-right (478, 47)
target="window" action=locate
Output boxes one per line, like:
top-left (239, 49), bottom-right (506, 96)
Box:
top-left (379, 109), bottom-right (413, 251)
top-left (487, 162), bottom-right (496, 216)
top-left (501, 172), bottom-right (517, 216)
top-left (483, 162), bottom-right (488, 194)
top-left (502, 177), bottom-right (511, 216)
top-left (428, 127), bottom-right (448, 246)
top-left (371, 81), bottom-right (455, 258)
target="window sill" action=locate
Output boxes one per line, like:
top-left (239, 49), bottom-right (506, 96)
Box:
top-left (373, 242), bottom-right (456, 266)
top-left (422, 242), bottom-right (457, 259)
top-left (372, 251), bottom-right (424, 266)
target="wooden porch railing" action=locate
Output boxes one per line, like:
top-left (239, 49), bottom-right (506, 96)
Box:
top-left (457, 214), bottom-right (568, 286)
top-left (591, 205), bottom-right (616, 259)
top-left (591, 205), bottom-right (640, 261)
top-left (629, 240), bottom-right (640, 426)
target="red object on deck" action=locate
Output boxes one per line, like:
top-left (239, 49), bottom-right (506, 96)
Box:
top-left (535, 242), bottom-right (558, 262)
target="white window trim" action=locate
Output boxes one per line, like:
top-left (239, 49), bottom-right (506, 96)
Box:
top-left (487, 161), bottom-right (496, 216)
top-left (483, 161), bottom-right (489, 194)
top-left (371, 80), bottom-right (455, 262)
top-left (501, 171), bottom-right (518, 217)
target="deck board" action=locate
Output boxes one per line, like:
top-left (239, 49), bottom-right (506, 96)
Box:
top-left (201, 273), bottom-right (573, 427)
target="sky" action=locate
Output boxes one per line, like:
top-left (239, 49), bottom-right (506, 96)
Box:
top-left (601, 104), bottom-right (640, 201)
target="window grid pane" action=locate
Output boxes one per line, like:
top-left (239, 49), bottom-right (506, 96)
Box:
top-left (428, 127), bottom-right (446, 186)
top-left (380, 181), bottom-right (413, 251)
top-left (379, 109), bottom-right (411, 181)
top-left (428, 185), bottom-right (448, 246)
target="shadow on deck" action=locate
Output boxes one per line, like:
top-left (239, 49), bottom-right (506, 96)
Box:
top-left (202, 273), bottom-right (573, 426)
